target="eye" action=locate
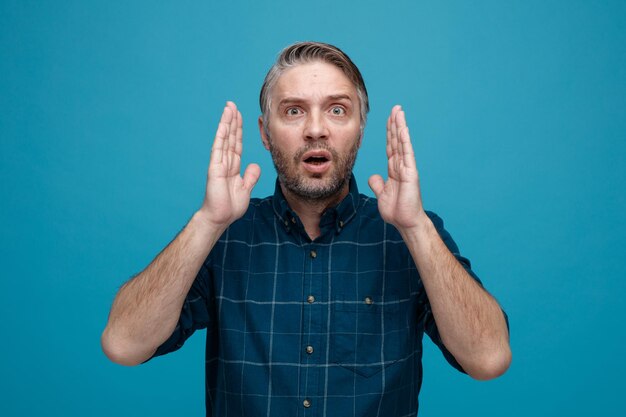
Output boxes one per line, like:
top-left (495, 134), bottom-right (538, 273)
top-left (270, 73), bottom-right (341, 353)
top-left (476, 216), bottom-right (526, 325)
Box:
top-left (330, 106), bottom-right (346, 116)
top-left (286, 107), bottom-right (302, 116)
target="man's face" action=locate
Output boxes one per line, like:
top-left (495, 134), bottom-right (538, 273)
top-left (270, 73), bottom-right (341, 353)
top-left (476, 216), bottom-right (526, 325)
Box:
top-left (259, 61), bottom-right (362, 201)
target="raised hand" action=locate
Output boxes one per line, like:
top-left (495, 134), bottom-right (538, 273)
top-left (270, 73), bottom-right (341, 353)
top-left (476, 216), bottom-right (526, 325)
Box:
top-left (199, 101), bottom-right (261, 229)
top-left (368, 105), bottom-right (426, 231)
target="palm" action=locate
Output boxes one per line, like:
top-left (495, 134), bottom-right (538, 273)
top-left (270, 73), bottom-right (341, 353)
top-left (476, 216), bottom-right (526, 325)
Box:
top-left (201, 102), bottom-right (260, 227)
top-left (368, 106), bottom-right (425, 230)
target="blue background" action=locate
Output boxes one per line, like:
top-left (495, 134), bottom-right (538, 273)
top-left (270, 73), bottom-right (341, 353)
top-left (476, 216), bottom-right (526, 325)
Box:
top-left (2, 1), bottom-right (625, 415)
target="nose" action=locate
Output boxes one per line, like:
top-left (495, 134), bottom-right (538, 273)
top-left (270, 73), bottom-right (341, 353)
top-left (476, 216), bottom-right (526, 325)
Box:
top-left (304, 110), bottom-right (329, 141)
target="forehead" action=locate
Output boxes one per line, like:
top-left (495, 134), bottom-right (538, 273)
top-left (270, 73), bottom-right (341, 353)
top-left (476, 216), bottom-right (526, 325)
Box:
top-left (272, 61), bottom-right (357, 102)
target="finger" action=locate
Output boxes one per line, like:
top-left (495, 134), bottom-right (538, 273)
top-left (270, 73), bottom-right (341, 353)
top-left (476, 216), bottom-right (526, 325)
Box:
top-left (368, 174), bottom-right (385, 199)
top-left (399, 126), bottom-right (417, 170)
top-left (386, 115), bottom-right (392, 158)
top-left (242, 163), bottom-right (261, 192)
top-left (235, 110), bottom-right (243, 156)
top-left (389, 106), bottom-right (400, 159)
top-left (211, 105), bottom-right (233, 165)
top-left (229, 109), bottom-right (244, 176)
top-left (223, 104), bottom-right (235, 161)
top-left (395, 110), bottom-right (417, 170)
top-left (395, 109), bottom-right (406, 159)
top-left (225, 102), bottom-right (238, 171)
top-left (227, 101), bottom-right (238, 154)
top-left (389, 105), bottom-right (403, 175)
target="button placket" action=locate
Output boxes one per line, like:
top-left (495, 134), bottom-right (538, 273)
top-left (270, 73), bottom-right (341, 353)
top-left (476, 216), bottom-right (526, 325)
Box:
top-left (301, 243), bottom-right (322, 406)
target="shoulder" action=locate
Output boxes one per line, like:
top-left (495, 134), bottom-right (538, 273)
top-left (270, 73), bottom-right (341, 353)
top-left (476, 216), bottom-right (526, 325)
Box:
top-left (238, 195), bottom-right (274, 221)
top-left (224, 195), bottom-right (275, 234)
top-left (206, 195), bottom-right (274, 262)
top-left (357, 192), bottom-right (381, 218)
top-left (356, 193), bottom-right (443, 226)
top-left (425, 210), bottom-right (444, 228)
top-left (354, 196), bottom-right (449, 244)
top-left (352, 194), bottom-right (403, 241)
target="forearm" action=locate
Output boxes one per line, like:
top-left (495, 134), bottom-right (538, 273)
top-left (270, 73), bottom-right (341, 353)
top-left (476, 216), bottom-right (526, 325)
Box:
top-left (101, 211), bottom-right (225, 366)
top-left (400, 214), bottom-right (511, 380)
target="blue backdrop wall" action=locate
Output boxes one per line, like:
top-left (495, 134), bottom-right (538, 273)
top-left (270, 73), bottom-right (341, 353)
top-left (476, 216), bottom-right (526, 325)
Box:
top-left (2, 1), bottom-right (625, 415)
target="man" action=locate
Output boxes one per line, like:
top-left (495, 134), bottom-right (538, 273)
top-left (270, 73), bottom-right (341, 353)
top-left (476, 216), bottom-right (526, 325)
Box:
top-left (102, 41), bottom-right (511, 416)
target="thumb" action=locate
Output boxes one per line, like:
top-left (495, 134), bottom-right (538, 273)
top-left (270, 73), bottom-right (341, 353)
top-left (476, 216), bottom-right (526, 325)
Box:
top-left (242, 163), bottom-right (261, 192)
top-left (368, 174), bottom-right (385, 199)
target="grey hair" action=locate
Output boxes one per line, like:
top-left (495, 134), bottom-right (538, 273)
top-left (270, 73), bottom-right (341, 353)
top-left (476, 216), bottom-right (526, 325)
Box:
top-left (259, 41), bottom-right (369, 137)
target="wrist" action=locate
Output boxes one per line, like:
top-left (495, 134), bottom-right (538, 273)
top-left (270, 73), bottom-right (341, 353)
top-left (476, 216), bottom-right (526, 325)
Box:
top-left (397, 211), bottom-right (435, 245)
top-left (191, 210), bottom-right (228, 239)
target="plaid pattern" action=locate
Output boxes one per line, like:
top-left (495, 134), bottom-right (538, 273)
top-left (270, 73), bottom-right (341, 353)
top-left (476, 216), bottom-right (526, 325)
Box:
top-left (154, 175), bottom-right (482, 417)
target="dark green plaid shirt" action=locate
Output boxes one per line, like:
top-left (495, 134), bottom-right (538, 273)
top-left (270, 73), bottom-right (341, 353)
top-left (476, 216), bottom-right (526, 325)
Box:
top-left (154, 175), bottom-right (493, 417)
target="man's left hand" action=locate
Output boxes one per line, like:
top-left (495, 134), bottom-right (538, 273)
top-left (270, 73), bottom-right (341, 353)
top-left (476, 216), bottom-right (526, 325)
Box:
top-left (369, 105), bottom-right (427, 231)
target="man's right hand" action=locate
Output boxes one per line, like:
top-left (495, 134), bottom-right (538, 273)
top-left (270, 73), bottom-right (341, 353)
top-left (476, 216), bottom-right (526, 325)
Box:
top-left (101, 101), bottom-right (261, 366)
top-left (197, 101), bottom-right (261, 229)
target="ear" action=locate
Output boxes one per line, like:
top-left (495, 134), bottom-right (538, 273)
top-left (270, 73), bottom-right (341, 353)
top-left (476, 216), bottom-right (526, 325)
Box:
top-left (258, 116), bottom-right (270, 150)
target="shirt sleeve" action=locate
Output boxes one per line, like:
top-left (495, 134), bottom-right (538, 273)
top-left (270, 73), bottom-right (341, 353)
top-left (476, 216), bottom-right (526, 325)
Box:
top-left (419, 211), bottom-right (510, 374)
top-left (149, 258), bottom-right (214, 359)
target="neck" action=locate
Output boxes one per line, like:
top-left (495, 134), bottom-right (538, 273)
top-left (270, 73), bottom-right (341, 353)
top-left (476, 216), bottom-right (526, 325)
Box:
top-left (280, 182), bottom-right (349, 241)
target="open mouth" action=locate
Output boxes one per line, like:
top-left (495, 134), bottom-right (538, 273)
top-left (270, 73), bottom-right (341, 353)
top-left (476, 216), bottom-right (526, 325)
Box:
top-left (304, 155), bottom-right (329, 165)
top-left (301, 149), bottom-right (332, 163)
top-left (301, 149), bottom-right (333, 173)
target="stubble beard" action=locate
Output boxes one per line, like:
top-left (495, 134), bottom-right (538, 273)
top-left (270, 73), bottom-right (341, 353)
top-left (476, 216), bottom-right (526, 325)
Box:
top-left (269, 138), bottom-right (360, 202)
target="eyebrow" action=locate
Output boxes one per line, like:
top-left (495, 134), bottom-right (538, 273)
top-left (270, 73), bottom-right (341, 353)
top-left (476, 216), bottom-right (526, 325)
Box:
top-left (327, 94), bottom-right (353, 102)
top-left (277, 94), bottom-right (354, 107)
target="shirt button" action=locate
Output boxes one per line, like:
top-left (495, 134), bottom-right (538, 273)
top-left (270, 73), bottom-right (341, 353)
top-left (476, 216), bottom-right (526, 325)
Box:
top-left (284, 219), bottom-right (289, 226)
top-left (309, 250), bottom-right (317, 258)
top-left (339, 220), bottom-right (344, 228)
top-left (364, 296), bottom-right (373, 305)
top-left (307, 295), bottom-right (315, 304)
top-left (291, 217), bottom-right (296, 224)
top-left (303, 399), bottom-right (311, 408)
top-left (306, 345), bottom-right (314, 354)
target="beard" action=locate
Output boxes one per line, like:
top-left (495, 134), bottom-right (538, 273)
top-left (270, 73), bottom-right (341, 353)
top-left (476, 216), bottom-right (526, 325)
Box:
top-left (268, 138), bottom-right (360, 202)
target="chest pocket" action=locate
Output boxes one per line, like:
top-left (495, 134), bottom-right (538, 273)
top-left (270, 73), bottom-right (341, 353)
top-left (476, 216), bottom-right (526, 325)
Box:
top-left (330, 293), bottom-right (410, 378)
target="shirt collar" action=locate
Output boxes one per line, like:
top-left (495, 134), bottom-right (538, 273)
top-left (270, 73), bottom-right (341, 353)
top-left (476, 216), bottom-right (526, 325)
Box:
top-left (272, 174), bottom-right (360, 235)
